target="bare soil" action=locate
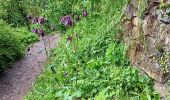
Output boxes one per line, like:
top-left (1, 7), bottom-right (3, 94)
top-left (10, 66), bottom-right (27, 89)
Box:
top-left (154, 81), bottom-right (170, 98)
top-left (0, 34), bottom-right (59, 100)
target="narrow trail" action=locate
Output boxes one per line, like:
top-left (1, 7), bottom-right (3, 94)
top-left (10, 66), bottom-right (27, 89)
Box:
top-left (154, 81), bottom-right (170, 98)
top-left (0, 34), bottom-right (59, 100)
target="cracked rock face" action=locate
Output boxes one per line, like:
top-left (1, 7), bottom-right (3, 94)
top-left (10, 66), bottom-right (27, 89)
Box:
top-left (157, 9), bottom-right (170, 24)
top-left (123, 0), bottom-right (170, 83)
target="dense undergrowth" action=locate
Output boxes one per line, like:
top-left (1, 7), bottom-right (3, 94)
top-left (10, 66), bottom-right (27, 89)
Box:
top-left (25, 0), bottom-right (160, 100)
top-left (0, 20), bottom-right (38, 71)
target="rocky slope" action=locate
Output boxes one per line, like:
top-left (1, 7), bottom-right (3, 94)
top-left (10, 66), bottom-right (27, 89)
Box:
top-left (123, 0), bottom-right (170, 97)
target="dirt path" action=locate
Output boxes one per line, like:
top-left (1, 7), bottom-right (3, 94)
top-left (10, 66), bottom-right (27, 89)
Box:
top-left (154, 81), bottom-right (170, 98)
top-left (0, 34), bottom-right (59, 100)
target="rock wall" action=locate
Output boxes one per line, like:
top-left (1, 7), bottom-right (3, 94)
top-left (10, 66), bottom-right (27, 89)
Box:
top-left (123, 0), bottom-right (170, 82)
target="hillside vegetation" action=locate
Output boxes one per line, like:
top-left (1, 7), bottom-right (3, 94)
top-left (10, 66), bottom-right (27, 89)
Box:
top-left (25, 0), bottom-right (160, 99)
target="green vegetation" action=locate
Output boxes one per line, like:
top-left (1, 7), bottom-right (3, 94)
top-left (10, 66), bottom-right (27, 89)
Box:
top-left (0, 20), bottom-right (24, 71)
top-left (0, 20), bottom-right (38, 71)
top-left (0, 0), bottom-right (164, 99)
top-left (25, 0), bottom-right (160, 99)
top-left (0, 0), bottom-right (28, 27)
top-left (15, 27), bottom-right (38, 46)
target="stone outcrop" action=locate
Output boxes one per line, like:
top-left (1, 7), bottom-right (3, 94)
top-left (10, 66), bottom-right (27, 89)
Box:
top-left (123, 0), bottom-right (170, 83)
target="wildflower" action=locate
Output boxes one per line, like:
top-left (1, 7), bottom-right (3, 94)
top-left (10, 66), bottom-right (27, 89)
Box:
top-left (32, 17), bottom-right (38, 24)
top-left (60, 15), bottom-right (73, 26)
top-left (60, 16), bottom-right (65, 24)
top-left (39, 29), bottom-right (45, 38)
top-left (39, 16), bottom-right (45, 25)
top-left (65, 15), bottom-right (73, 26)
top-left (32, 28), bottom-right (38, 34)
top-left (82, 10), bottom-right (88, 17)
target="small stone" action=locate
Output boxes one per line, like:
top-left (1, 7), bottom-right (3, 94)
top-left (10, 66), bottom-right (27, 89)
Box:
top-left (155, 63), bottom-right (161, 69)
top-left (157, 14), bottom-right (162, 20)
top-left (161, 16), bottom-right (170, 24)
top-left (155, 52), bottom-right (162, 58)
top-left (132, 17), bottom-right (138, 26)
top-left (131, 27), bottom-right (140, 39)
top-left (37, 48), bottom-right (44, 53)
top-left (165, 35), bottom-right (170, 45)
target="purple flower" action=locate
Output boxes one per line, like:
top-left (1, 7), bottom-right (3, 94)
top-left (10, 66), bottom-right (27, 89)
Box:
top-left (60, 15), bottom-right (73, 26)
top-left (60, 16), bottom-right (65, 24)
top-left (39, 16), bottom-right (45, 25)
top-left (65, 15), bottom-right (73, 26)
top-left (38, 29), bottom-right (45, 37)
top-left (32, 17), bottom-right (38, 24)
top-left (32, 28), bottom-right (38, 34)
top-left (82, 10), bottom-right (88, 17)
